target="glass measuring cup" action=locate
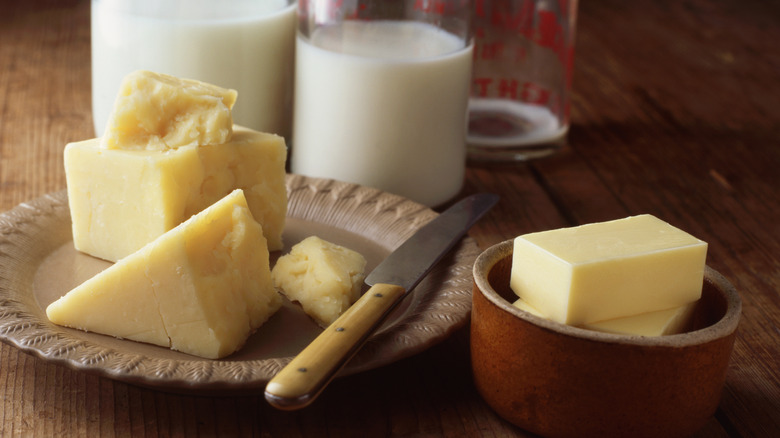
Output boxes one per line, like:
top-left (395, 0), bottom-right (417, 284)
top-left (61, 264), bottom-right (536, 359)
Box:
top-left (468, 0), bottom-right (578, 161)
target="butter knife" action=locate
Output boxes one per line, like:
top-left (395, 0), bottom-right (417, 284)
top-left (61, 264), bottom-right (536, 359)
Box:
top-left (264, 193), bottom-right (498, 410)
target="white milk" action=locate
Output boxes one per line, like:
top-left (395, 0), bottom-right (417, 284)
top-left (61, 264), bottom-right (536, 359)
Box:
top-left (467, 98), bottom-right (567, 147)
top-left (291, 21), bottom-right (473, 207)
top-left (91, 0), bottom-right (295, 139)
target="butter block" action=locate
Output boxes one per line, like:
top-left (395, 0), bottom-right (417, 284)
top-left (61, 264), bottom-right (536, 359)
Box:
top-left (512, 298), bottom-right (544, 317)
top-left (65, 125), bottom-right (287, 262)
top-left (581, 302), bottom-right (697, 336)
top-left (272, 236), bottom-right (367, 327)
top-left (101, 70), bottom-right (238, 150)
top-left (47, 190), bottom-right (282, 359)
top-left (510, 214), bottom-right (707, 325)
top-left (514, 297), bottom-right (696, 336)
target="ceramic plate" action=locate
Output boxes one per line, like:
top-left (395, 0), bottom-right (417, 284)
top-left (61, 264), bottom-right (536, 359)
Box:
top-left (0, 174), bottom-right (479, 394)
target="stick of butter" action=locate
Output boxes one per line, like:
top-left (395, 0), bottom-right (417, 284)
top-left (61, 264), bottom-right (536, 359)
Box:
top-left (100, 70), bottom-right (238, 151)
top-left (581, 302), bottom-right (697, 336)
top-left (513, 297), bottom-right (697, 336)
top-left (510, 214), bottom-right (707, 325)
top-left (47, 190), bottom-right (281, 359)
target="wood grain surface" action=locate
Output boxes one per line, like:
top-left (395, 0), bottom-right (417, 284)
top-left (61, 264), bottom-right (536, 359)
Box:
top-left (1, 0), bottom-right (778, 436)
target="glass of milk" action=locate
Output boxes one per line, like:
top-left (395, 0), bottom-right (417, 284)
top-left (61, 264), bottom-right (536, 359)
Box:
top-left (291, 0), bottom-right (473, 207)
top-left (91, 0), bottom-right (296, 141)
top-left (468, 0), bottom-right (578, 162)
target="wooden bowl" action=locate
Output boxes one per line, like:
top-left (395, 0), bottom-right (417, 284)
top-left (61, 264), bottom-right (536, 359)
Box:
top-left (471, 239), bottom-right (741, 438)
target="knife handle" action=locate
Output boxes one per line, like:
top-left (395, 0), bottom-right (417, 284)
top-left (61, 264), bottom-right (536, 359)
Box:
top-left (264, 283), bottom-right (406, 410)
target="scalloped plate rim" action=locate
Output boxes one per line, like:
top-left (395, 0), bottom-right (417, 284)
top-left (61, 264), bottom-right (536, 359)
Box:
top-left (0, 174), bottom-right (478, 395)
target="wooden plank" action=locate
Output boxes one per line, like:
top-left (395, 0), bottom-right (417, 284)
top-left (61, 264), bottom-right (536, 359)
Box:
top-left (549, 1), bottom-right (780, 437)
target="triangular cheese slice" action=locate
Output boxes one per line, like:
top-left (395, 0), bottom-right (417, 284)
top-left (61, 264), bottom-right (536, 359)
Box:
top-left (47, 189), bottom-right (282, 359)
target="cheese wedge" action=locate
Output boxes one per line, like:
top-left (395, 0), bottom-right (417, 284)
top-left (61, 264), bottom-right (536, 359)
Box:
top-left (65, 125), bottom-right (287, 262)
top-left (272, 236), bottom-right (367, 326)
top-left (510, 214), bottom-right (707, 325)
top-left (100, 70), bottom-right (237, 150)
top-left (47, 190), bottom-right (282, 359)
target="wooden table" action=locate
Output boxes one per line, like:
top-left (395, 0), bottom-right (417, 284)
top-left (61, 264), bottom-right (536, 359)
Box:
top-left (1, 0), bottom-right (778, 436)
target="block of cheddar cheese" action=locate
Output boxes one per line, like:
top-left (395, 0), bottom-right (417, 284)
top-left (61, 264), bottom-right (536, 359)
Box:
top-left (65, 125), bottom-right (287, 262)
top-left (47, 190), bottom-right (282, 359)
top-left (272, 236), bottom-right (367, 327)
top-left (100, 70), bottom-right (237, 150)
top-left (510, 214), bottom-right (707, 325)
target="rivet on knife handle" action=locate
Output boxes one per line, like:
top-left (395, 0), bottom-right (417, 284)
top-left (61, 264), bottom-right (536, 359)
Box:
top-left (264, 283), bottom-right (405, 410)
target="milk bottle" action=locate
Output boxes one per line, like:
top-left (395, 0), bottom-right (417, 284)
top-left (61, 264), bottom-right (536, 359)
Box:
top-left (292, 2), bottom-right (473, 207)
top-left (91, 0), bottom-right (296, 140)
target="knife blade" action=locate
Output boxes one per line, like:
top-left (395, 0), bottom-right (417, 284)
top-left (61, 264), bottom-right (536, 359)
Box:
top-left (264, 193), bottom-right (498, 410)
